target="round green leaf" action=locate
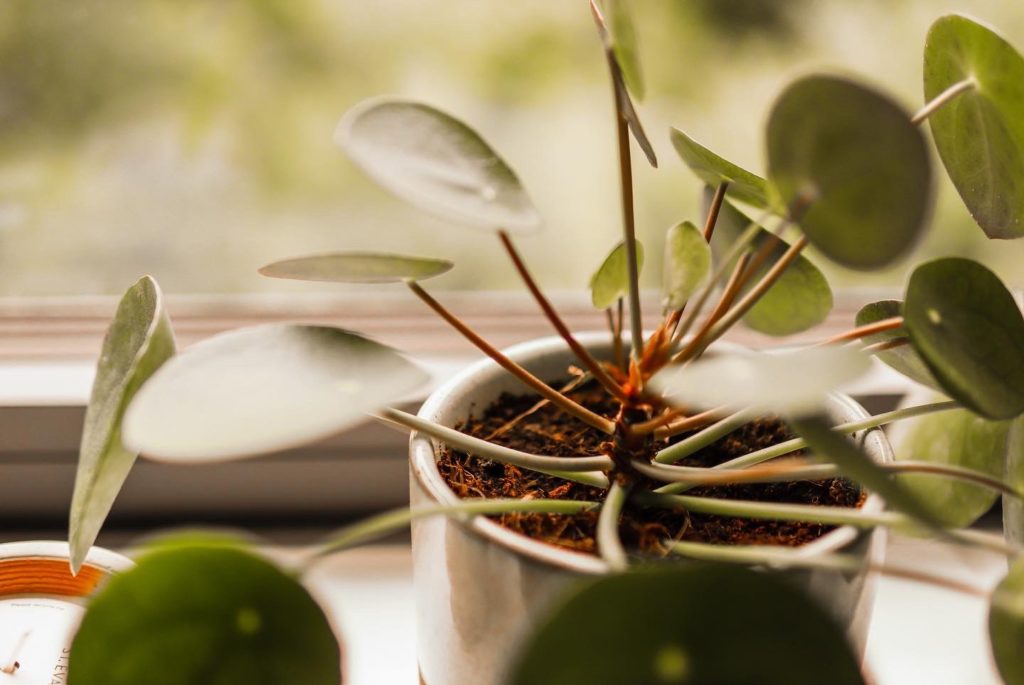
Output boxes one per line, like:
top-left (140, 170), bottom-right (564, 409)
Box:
top-left (259, 252), bottom-right (453, 284)
top-left (337, 98), bottom-right (541, 233)
top-left (990, 554), bottom-right (1024, 685)
top-left (889, 390), bottom-right (1010, 528)
top-left (662, 221), bottom-right (710, 310)
top-left (122, 324), bottom-right (428, 462)
top-left (508, 565), bottom-right (864, 685)
top-left (855, 300), bottom-right (939, 389)
top-left (904, 258), bottom-right (1024, 420)
top-left (1003, 416), bottom-right (1024, 546)
top-left (767, 75), bottom-right (933, 269)
top-left (711, 195), bottom-right (832, 336)
top-left (651, 346), bottom-right (870, 416)
top-left (589, 240), bottom-right (644, 310)
top-left (70, 276), bottom-right (176, 574)
top-left (604, 0), bottom-right (644, 101)
top-left (70, 542), bottom-right (341, 685)
top-left (671, 128), bottom-right (774, 209)
top-left (924, 14), bottom-right (1024, 239)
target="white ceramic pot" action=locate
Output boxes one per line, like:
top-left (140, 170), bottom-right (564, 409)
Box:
top-left (410, 334), bottom-right (889, 685)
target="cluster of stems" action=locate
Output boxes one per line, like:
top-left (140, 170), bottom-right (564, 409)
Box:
top-left (319, 30), bottom-right (1008, 600)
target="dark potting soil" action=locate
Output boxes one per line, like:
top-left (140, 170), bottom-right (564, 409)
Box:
top-left (437, 383), bottom-right (864, 558)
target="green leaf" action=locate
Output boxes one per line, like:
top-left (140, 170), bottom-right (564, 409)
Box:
top-left (1004, 416), bottom-right (1024, 546)
top-left (990, 554), bottom-right (1024, 685)
top-left (337, 98), bottom-right (541, 232)
top-left (508, 565), bottom-right (864, 685)
top-left (924, 14), bottom-right (1024, 239)
top-left (671, 129), bottom-right (774, 209)
top-left (259, 252), bottom-right (453, 284)
top-left (604, 0), bottom-right (644, 101)
top-left (711, 195), bottom-right (832, 335)
top-left (122, 324), bottom-right (428, 462)
top-left (590, 0), bottom-right (656, 167)
top-left (590, 240), bottom-right (644, 310)
top-left (651, 346), bottom-right (870, 416)
top-left (662, 221), bottom-right (710, 310)
top-left (70, 542), bottom-right (341, 685)
top-left (904, 258), bottom-right (1024, 420)
top-left (889, 390), bottom-right (1010, 528)
top-left (790, 416), bottom-right (942, 532)
top-left (69, 276), bottom-right (175, 574)
top-left (855, 300), bottom-right (939, 389)
top-left (767, 75), bottom-right (933, 269)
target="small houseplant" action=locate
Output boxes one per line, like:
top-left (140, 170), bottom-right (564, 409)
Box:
top-left (57, 4), bottom-right (1024, 684)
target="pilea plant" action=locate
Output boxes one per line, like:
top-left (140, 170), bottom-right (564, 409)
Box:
top-left (61, 5), bottom-right (1024, 685)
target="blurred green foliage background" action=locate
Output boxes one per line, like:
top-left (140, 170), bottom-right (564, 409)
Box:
top-left (1, 0), bottom-right (1022, 295)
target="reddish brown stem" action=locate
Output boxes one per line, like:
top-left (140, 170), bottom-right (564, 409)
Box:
top-left (863, 337), bottom-right (910, 355)
top-left (674, 236), bottom-right (809, 363)
top-left (703, 181), bottom-right (730, 242)
top-left (817, 317), bottom-right (904, 347)
top-left (405, 280), bottom-right (615, 434)
top-left (499, 230), bottom-right (627, 401)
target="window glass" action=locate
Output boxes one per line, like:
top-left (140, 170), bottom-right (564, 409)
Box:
top-left (1, 0), bottom-right (1022, 297)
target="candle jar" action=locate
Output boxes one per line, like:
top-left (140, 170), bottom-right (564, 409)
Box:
top-left (0, 541), bottom-right (132, 684)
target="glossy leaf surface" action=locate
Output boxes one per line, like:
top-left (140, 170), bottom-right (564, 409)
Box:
top-left (508, 565), bottom-right (864, 685)
top-left (671, 129), bottom-right (773, 209)
top-left (855, 300), bottom-right (938, 389)
top-left (904, 258), bottom-right (1024, 420)
top-left (259, 252), bottom-right (453, 284)
top-left (661, 221), bottom-right (710, 310)
top-left (71, 541), bottom-right (341, 685)
top-left (889, 390), bottom-right (1010, 528)
top-left (70, 276), bottom-right (176, 573)
top-left (123, 324), bottom-right (428, 462)
top-left (711, 196), bottom-right (832, 335)
top-left (767, 75), bottom-right (932, 269)
top-left (338, 98), bottom-right (541, 232)
top-left (924, 14), bottom-right (1024, 239)
top-left (652, 346), bottom-right (869, 416)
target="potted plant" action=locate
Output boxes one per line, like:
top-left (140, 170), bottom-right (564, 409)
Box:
top-left (57, 4), bottom-right (1024, 685)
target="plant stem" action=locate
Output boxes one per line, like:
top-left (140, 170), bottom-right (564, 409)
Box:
top-left (654, 409), bottom-right (757, 464)
top-left (703, 181), bottom-right (729, 242)
top-left (302, 498), bottom-right (598, 568)
top-left (652, 407), bottom-right (727, 439)
top-left (616, 298), bottom-right (626, 371)
top-left (606, 308), bottom-right (624, 371)
top-left (911, 77), bottom-right (976, 125)
top-left (654, 400), bottom-right (960, 494)
top-left (597, 481), bottom-right (630, 571)
top-left (637, 492), bottom-right (911, 530)
top-left (378, 408), bottom-right (612, 486)
top-left (681, 252), bottom-right (751, 351)
top-left (863, 337), bottom-right (909, 355)
top-left (639, 457), bottom-right (1024, 499)
top-left (614, 111), bottom-right (644, 371)
top-left (816, 317), bottom-right (903, 346)
top-left (665, 541), bottom-right (989, 598)
top-left (636, 458), bottom-right (837, 486)
top-left (405, 280), bottom-right (615, 434)
top-left (680, 236), bottom-right (808, 362)
top-left (499, 230), bottom-right (626, 400)
top-left (630, 405), bottom-right (721, 437)
top-left (885, 461), bottom-right (1024, 500)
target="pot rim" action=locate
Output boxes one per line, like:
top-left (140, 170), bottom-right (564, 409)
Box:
top-left (410, 333), bottom-right (891, 575)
